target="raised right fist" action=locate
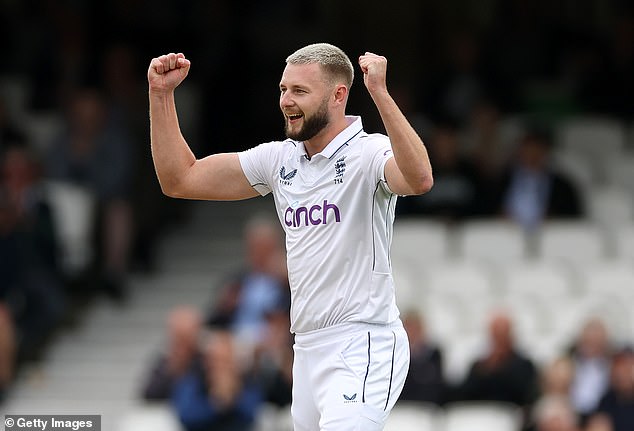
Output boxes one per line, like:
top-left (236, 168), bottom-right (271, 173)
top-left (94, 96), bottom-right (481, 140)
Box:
top-left (148, 52), bottom-right (191, 93)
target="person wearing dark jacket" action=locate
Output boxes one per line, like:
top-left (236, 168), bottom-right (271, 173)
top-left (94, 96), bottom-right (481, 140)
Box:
top-left (456, 310), bottom-right (539, 407)
top-left (497, 126), bottom-right (584, 230)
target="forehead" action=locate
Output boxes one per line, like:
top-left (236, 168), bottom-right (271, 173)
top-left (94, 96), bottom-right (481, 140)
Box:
top-left (280, 62), bottom-right (327, 87)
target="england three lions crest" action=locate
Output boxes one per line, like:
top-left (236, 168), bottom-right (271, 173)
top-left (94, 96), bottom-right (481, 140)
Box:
top-left (334, 156), bottom-right (346, 184)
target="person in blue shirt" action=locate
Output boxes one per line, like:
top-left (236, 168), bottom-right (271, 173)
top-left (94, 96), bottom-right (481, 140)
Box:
top-left (172, 330), bottom-right (263, 431)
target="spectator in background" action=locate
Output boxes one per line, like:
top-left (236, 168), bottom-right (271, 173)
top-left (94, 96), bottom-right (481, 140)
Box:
top-left (45, 86), bottom-right (135, 301)
top-left (141, 306), bottom-right (203, 401)
top-left (593, 347), bottom-right (634, 431)
top-left (527, 357), bottom-right (577, 431)
top-left (585, 415), bottom-right (613, 431)
top-left (0, 145), bottom-right (67, 363)
top-left (568, 318), bottom-right (613, 422)
top-left (399, 309), bottom-right (446, 405)
top-left (460, 99), bottom-right (509, 218)
top-left (100, 43), bottom-right (174, 274)
top-left (456, 310), bottom-right (539, 409)
top-left (396, 121), bottom-right (476, 223)
top-left (251, 307), bottom-right (293, 409)
top-left (540, 357), bottom-right (576, 399)
top-left (172, 330), bottom-right (262, 431)
top-left (206, 215), bottom-right (289, 347)
top-left (498, 125), bottom-right (584, 231)
top-left (533, 395), bottom-right (580, 431)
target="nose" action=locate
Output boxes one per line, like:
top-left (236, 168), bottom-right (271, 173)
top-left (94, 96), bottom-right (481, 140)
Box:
top-left (280, 90), bottom-right (294, 109)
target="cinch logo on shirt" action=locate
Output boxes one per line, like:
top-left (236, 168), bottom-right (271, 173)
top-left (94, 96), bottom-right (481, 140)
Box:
top-left (284, 200), bottom-right (341, 227)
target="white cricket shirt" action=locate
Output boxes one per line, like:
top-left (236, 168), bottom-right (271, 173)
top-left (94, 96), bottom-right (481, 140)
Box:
top-left (238, 116), bottom-right (400, 334)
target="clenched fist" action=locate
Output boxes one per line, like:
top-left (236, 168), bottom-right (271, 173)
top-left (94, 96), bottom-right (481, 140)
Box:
top-left (358, 52), bottom-right (388, 96)
top-left (148, 53), bottom-right (191, 94)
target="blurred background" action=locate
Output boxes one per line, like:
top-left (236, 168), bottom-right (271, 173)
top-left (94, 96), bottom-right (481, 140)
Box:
top-left (0, 1), bottom-right (633, 430)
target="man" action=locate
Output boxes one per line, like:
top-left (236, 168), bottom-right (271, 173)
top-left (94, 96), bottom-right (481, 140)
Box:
top-left (399, 310), bottom-right (446, 404)
top-left (148, 43), bottom-right (433, 430)
top-left (499, 126), bottom-right (583, 230)
top-left (456, 310), bottom-right (539, 407)
top-left (593, 347), bottom-right (634, 431)
top-left (206, 214), bottom-right (289, 347)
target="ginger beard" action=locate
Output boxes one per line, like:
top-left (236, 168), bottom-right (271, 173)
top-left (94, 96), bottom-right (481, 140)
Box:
top-left (284, 96), bottom-right (330, 142)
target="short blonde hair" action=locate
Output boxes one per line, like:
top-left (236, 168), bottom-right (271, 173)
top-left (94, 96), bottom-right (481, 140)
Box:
top-left (286, 43), bottom-right (354, 88)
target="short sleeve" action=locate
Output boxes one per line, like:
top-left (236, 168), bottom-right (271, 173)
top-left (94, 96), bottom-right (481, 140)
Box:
top-left (238, 142), bottom-right (278, 196)
top-left (362, 134), bottom-right (395, 194)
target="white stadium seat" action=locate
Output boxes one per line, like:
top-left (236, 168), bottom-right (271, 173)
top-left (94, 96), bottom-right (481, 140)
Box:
top-left (536, 221), bottom-right (608, 271)
top-left (117, 404), bottom-right (182, 431)
top-left (444, 401), bottom-right (523, 431)
top-left (455, 220), bottom-right (528, 268)
top-left (555, 117), bottom-right (627, 181)
top-left (422, 260), bottom-right (495, 299)
top-left (385, 402), bottom-right (443, 431)
top-left (613, 223), bottom-right (634, 263)
top-left (392, 219), bottom-right (452, 264)
top-left (586, 185), bottom-right (634, 229)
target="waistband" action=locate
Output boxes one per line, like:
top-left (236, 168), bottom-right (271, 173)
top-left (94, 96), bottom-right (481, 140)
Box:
top-left (294, 319), bottom-right (403, 348)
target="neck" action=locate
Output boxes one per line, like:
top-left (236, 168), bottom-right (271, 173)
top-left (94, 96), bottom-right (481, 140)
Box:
top-left (303, 115), bottom-right (349, 158)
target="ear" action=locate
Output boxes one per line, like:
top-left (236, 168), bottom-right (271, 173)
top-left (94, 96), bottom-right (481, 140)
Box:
top-left (333, 84), bottom-right (348, 106)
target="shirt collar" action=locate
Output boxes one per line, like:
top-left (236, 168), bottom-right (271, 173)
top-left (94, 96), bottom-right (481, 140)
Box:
top-left (294, 116), bottom-right (364, 161)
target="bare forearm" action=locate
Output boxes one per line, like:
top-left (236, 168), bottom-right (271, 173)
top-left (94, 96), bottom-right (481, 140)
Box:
top-left (371, 90), bottom-right (433, 194)
top-left (149, 89), bottom-right (196, 195)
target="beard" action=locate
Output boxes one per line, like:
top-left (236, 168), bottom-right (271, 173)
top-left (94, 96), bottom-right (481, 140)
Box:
top-left (284, 98), bottom-right (330, 142)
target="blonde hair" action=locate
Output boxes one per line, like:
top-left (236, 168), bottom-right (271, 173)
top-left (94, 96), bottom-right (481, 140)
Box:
top-left (286, 43), bottom-right (354, 88)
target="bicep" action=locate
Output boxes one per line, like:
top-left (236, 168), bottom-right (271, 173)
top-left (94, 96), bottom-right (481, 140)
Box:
top-left (384, 157), bottom-right (414, 196)
top-left (174, 153), bottom-right (260, 201)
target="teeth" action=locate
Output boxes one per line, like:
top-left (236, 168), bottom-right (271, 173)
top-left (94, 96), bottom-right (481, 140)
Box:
top-left (288, 113), bottom-right (303, 119)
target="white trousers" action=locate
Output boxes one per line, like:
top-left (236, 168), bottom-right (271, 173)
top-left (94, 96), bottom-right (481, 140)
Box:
top-left (291, 320), bottom-right (410, 431)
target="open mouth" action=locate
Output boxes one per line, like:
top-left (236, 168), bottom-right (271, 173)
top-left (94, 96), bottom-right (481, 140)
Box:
top-left (287, 113), bottom-right (304, 122)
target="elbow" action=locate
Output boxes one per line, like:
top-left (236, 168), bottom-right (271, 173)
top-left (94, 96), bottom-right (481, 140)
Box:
top-left (410, 174), bottom-right (433, 195)
top-left (158, 179), bottom-right (185, 199)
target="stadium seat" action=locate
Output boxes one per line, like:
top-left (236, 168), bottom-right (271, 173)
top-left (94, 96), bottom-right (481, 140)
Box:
top-left (555, 117), bottom-right (627, 182)
top-left (586, 185), bottom-right (634, 230)
top-left (455, 220), bottom-right (528, 268)
top-left (391, 219), bottom-right (452, 264)
top-left (501, 261), bottom-right (574, 299)
top-left (422, 260), bottom-right (496, 299)
top-left (117, 403), bottom-right (182, 431)
top-left (613, 223), bottom-right (634, 263)
top-left (255, 404), bottom-right (293, 431)
top-left (536, 221), bottom-right (608, 272)
top-left (441, 334), bottom-right (487, 385)
top-left (552, 149), bottom-right (596, 191)
top-left (581, 262), bottom-right (634, 302)
top-left (384, 402), bottom-right (443, 431)
top-left (444, 401), bottom-right (523, 431)
top-left (604, 154), bottom-right (634, 197)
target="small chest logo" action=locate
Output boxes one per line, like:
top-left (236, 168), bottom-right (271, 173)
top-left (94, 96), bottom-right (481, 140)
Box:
top-left (334, 156), bottom-right (346, 185)
top-left (343, 393), bottom-right (358, 403)
top-left (279, 166), bottom-right (297, 186)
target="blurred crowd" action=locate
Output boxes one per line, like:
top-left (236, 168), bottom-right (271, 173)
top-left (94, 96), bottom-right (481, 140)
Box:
top-left (140, 216), bottom-right (292, 431)
top-left (0, 0), bottom-right (633, 428)
top-left (397, 309), bottom-right (634, 431)
top-left (140, 217), bottom-right (634, 431)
